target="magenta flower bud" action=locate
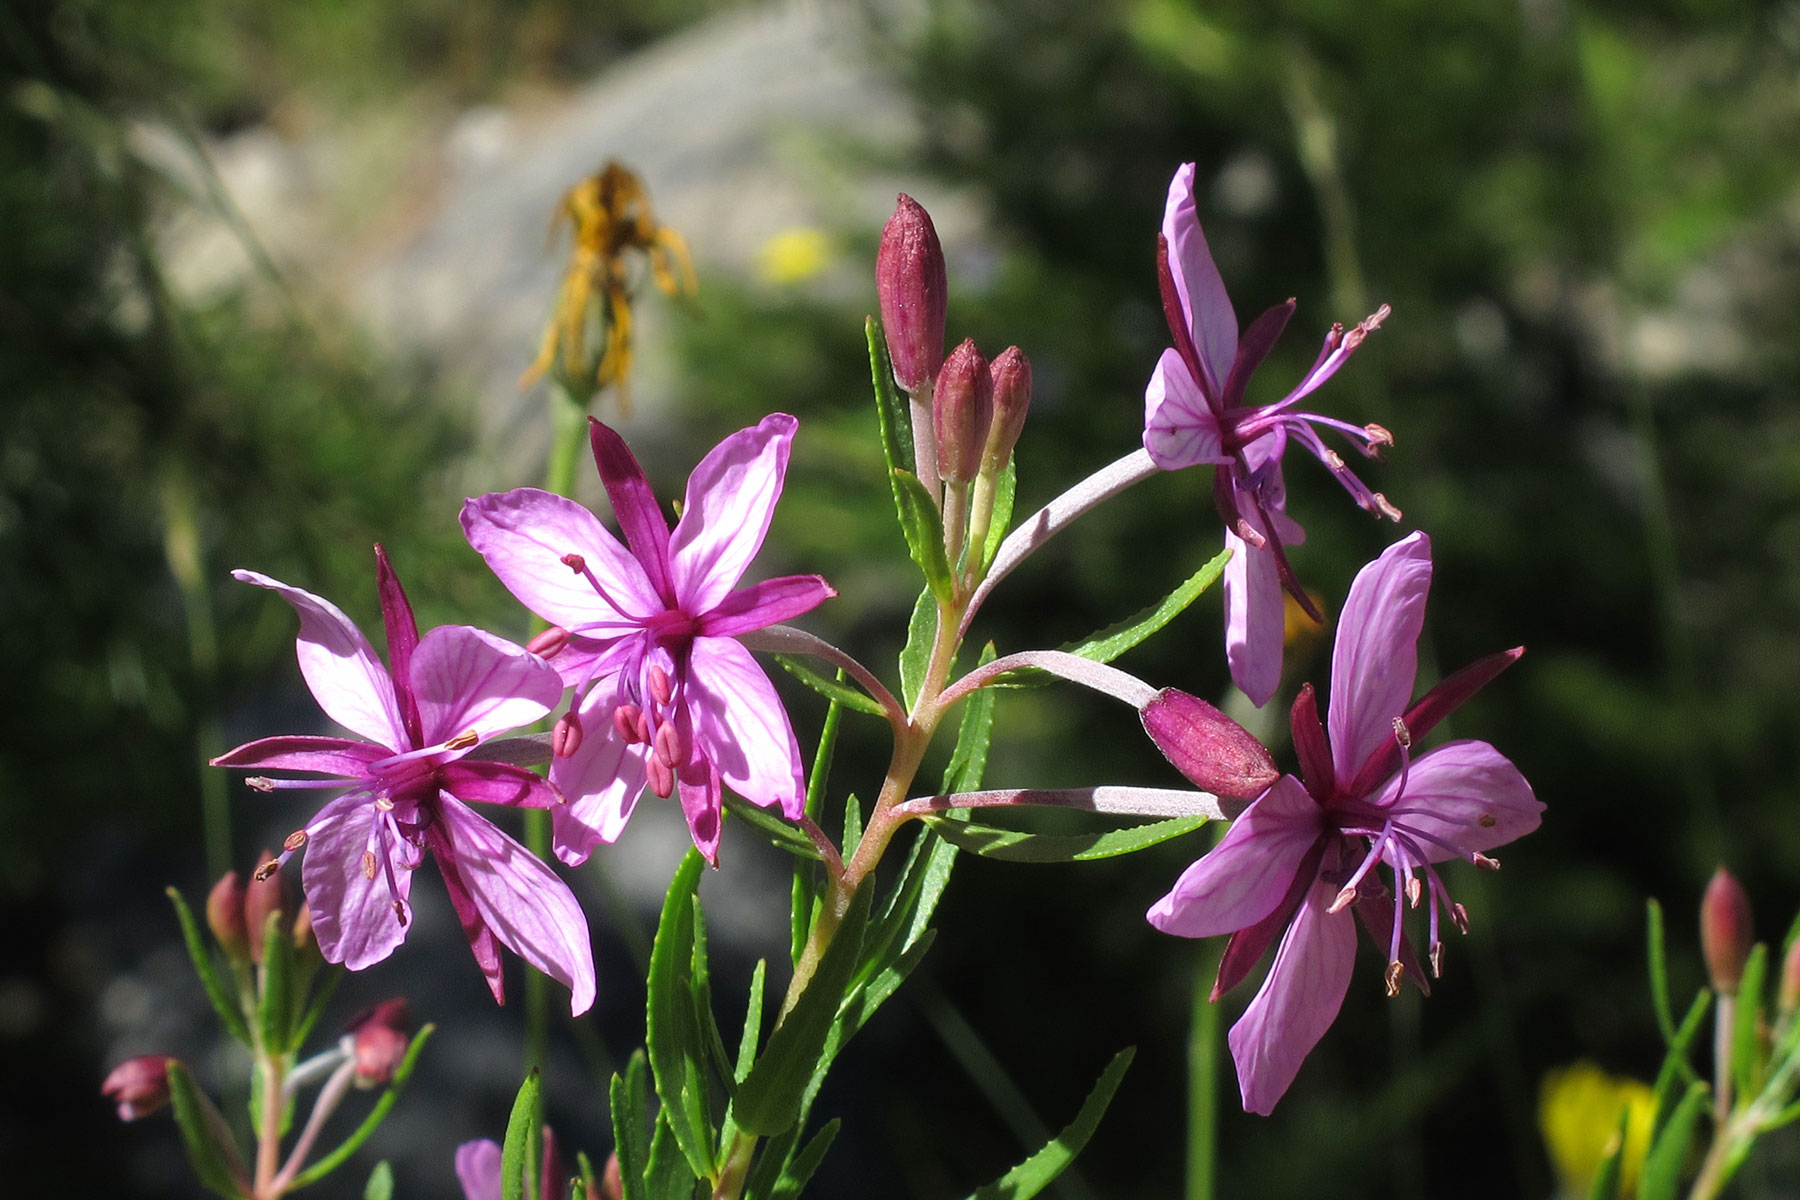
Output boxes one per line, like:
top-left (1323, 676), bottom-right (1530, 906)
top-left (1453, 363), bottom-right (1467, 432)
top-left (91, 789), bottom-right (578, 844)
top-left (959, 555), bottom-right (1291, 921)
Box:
top-left (983, 346), bottom-right (1032, 473)
top-left (552, 711), bottom-right (584, 759)
top-left (525, 626), bottom-right (570, 659)
top-left (206, 871), bottom-right (249, 962)
top-left (933, 338), bottom-right (992, 484)
top-left (347, 998), bottom-right (413, 1088)
top-left (1139, 688), bottom-right (1280, 800)
top-left (1702, 866), bottom-right (1755, 995)
top-left (877, 193), bottom-right (948, 396)
top-left (102, 1055), bottom-right (175, 1121)
top-left (244, 853), bottom-right (290, 964)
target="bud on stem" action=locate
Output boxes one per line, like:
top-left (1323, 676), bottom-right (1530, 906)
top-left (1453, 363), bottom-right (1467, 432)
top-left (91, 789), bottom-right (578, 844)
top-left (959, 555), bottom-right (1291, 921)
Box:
top-left (1702, 866), bottom-right (1754, 996)
top-left (877, 194), bottom-right (947, 398)
top-left (102, 1055), bottom-right (176, 1121)
top-left (982, 346), bottom-right (1031, 475)
top-left (934, 339), bottom-right (992, 486)
top-left (207, 872), bottom-right (249, 964)
top-left (244, 852), bottom-right (290, 965)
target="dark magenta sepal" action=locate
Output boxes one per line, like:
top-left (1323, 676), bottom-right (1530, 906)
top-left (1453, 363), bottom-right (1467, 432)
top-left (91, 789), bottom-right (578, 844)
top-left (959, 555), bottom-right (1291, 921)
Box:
top-left (1288, 685), bottom-right (1335, 803)
top-left (1211, 836), bottom-right (1327, 1000)
top-left (1346, 647), bottom-right (1524, 798)
top-left (588, 417), bottom-right (677, 607)
top-left (374, 545), bottom-right (424, 748)
top-left (1220, 299), bottom-right (1296, 413)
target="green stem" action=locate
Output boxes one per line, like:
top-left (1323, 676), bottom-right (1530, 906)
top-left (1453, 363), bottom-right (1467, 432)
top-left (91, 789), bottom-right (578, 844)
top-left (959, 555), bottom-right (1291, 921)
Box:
top-left (1186, 946), bottom-right (1220, 1200)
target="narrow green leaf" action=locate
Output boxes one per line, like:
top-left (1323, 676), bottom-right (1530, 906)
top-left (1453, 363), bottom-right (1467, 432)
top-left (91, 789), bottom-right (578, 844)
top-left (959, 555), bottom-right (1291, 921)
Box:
top-left (363, 1161), bottom-right (394, 1200)
top-left (898, 588), bottom-right (936, 710)
top-left (610, 1052), bottom-right (652, 1200)
top-left (965, 1048), bottom-right (1135, 1200)
top-left (894, 468), bottom-right (953, 600)
top-left (722, 792), bottom-right (822, 861)
top-left (842, 794), bottom-right (864, 862)
top-left (1648, 899), bottom-right (1676, 1044)
top-left (289, 969), bottom-right (342, 1051)
top-left (576, 1153), bottom-right (599, 1200)
top-left (257, 908), bottom-right (294, 1052)
top-left (1649, 992), bottom-right (1710, 1138)
top-left (771, 1118), bottom-right (841, 1200)
top-left (646, 850), bottom-right (718, 1181)
top-left (1763, 1096), bottom-right (1800, 1131)
top-left (288, 1025), bottom-right (436, 1189)
top-left (942, 643), bottom-right (998, 795)
top-left (772, 654), bottom-right (886, 717)
top-left (793, 687), bottom-right (844, 965)
top-left (1064, 549), bottom-right (1231, 664)
top-left (866, 317), bottom-right (913, 491)
top-left (733, 886), bottom-right (874, 1136)
top-left (165, 1061), bottom-right (246, 1200)
top-left (691, 903), bottom-right (736, 1099)
top-left (1638, 1080), bottom-right (1707, 1200)
top-left (1732, 943), bottom-right (1770, 1101)
top-left (860, 821), bottom-right (957, 992)
top-left (928, 814), bottom-right (1209, 864)
top-left (1583, 1107), bottom-right (1628, 1200)
top-left (165, 887), bottom-right (250, 1044)
top-left (737, 960), bottom-right (767, 1084)
top-left (644, 1111), bottom-right (705, 1200)
top-left (981, 460), bottom-right (1016, 571)
top-left (501, 1068), bottom-right (543, 1200)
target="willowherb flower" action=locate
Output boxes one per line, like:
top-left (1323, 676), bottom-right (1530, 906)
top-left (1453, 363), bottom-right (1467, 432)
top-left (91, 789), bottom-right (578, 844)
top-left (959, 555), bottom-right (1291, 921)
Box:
top-left (212, 548), bottom-right (595, 1015)
top-left (1145, 532), bottom-right (1541, 1113)
top-left (102, 1055), bottom-right (175, 1121)
top-left (462, 413), bottom-right (834, 866)
top-left (1143, 161), bottom-right (1396, 706)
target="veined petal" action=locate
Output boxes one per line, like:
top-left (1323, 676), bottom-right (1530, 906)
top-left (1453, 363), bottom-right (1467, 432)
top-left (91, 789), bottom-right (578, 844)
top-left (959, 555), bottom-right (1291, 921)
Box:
top-left (409, 625), bottom-right (565, 745)
top-left (431, 827), bottom-right (504, 1004)
top-left (460, 488), bottom-right (660, 630)
top-left (234, 570), bottom-right (406, 748)
top-left (1144, 349), bottom-right (1230, 470)
top-left (1223, 524), bottom-right (1285, 709)
top-left (301, 793), bottom-right (412, 971)
top-left (1148, 776), bottom-right (1322, 939)
top-left (1371, 740), bottom-right (1543, 861)
top-left (697, 574), bottom-right (834, 638)
top-left (212, 735), bottom-right (384, 776)
top-left (441, 760), bottom-right (561, 810)
top-left (677, 757), bottom-right (724, 866)
top-left (1329, 531), bottom-right (1432, 779)
top-left (548, 677), bottom-right (650, 865)
top-left (434, 793), bottom-right (597, 1016)
top-left (669, 414), bottom-right (798, 614)
top-left (1163, 163), bottom-right (1238, 398)
top-left (685, 637), bottom-right (806, 820)
top-left (1227, 877), bottom-right (1357, 1116)
top-left (454, 1140), bottom-right (503, 1200)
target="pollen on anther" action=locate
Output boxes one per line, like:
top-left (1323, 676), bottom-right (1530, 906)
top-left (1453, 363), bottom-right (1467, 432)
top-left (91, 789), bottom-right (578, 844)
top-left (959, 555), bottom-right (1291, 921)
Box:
top-left (1365, 423), bottom-right (1394, 447)
top-left (1429, 942), bottom-right (1445, 979)
top-left (1392, 717), bottom-right (1412, 749)
top-left (445, 729), bottom-right (479, 751)
top-left (392, 900), bottom-right (409, 926)
top-left (361, 850), bottom-right (377, 880)
top-left (1328, 886), bottom-right (1358, 914)
top-left (1234, 518), bottom-right (1268, 549)
top-left (252, 859), bottom-right (282, 882)
top-left (1473, 852), bottom-right (1500, 871)
top-left (1451, 902), bottom-right (1471, 934)
top-left (1406, 876), bottom-right (1424, 908)
top-left (374, 796), bottom-right (395, 812)
top-left (1373, 493), bottom-right (1402, 522)
top-left (1384, 961), bottom-right (1404, 998)
top-left (247, 777), bottom-right (277, 793)
top-left (283, 829), bottom-right (308, 852)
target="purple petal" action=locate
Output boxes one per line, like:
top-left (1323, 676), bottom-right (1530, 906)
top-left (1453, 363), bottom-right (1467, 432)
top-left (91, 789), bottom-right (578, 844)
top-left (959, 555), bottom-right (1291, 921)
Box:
top-left (454, 1140), bottom-right (503, 1200)
top-left (1370, 740), bottom-right (1542, 861)
top-left (677, 757), bottom-right (724, 866)
top-left (1140, 689), bottom-right (1280, 799)
top-left (441, 760), bottom-right (561, 810)
top-left (1212, 836), bottom-right (1328, 999)
top-left (1222, 524), bottom-right (1285, 709)
top-left (409, 625), bottom-right (564, 746)
top-left (373, 546), bottom-right (424, 746)
top-left (433, 793), bottom-right (597, 1015)
top-left (668, 414), bottom-right (798, 614)
top-left (301, 793), bottom-right (412, 971)
top-left (698, 574), bottom-right (835, 639)
top-left (1329, 531), bottom-right (1432, 779)
top-left (549, 678), bottom-right (650, 866)
top-left (212, 735), bottom-right (383, 776)
top-left (685, 637), bottom-right (807, 820)
top-left (460, 488), bottom-right (660, 632)
top-left (1163, 163), bottom-right (1238, 398)
top-left (1227, 877), bottom-right (1357, 1115)
top-left (588, 418), bottom-right (676, 605)
top-left (1147, 777), bottom-right (1322, 938)
top-left (1143, 349), bottom-right (1230, 470)
top-left (430, 829), bottom-right (505, 1004)
top-left (234, 570), bottom-right (406, 748)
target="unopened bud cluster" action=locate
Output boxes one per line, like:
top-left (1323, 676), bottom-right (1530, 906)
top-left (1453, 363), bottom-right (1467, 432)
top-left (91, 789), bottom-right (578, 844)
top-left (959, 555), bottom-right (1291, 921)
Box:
top-left (214, 858), bottom-right (315, 965)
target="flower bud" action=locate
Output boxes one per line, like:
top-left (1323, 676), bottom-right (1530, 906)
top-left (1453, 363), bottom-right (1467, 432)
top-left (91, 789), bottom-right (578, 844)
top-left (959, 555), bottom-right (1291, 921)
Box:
top-left (102, 1055), bottom-right (174, 1121)
top-left (933, 338), bottom-right (992, 484)
top-left (1140, 688), bottom-right (1281, 800)
top-left (982, 346), bottom-right (1031, 473)
top-left (347, 999), bottom-right (413, 1088)
top-left (877, 194), bottom-right (948, 397)
top-left (206, 871), bottom-right (249, 963)
top-left (1701, 866), bottom-right (1754, 995)
top-left (244, 853), bottom-right (290, 964)
top-left (597, 1151), bottom-right (623, 1200)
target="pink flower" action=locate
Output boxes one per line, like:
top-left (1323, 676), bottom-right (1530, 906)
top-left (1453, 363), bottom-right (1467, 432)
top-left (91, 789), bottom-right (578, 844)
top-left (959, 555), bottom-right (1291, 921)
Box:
top-left (1143, 162), bottom-right (1395, 706)
top-left (102, 1055), bottom-right (174, 1121)
top-left (212, 549), bottom-right (596, 1016)
top-left (461, 414), bottom-right (834, 866)
top-left (1145, 532), bottom-right (1542, 1113)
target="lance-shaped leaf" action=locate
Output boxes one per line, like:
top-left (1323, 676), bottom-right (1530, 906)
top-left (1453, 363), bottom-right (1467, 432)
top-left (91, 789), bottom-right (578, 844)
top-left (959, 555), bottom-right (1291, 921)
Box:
top-left (772, 654), bottom-right (886, 717)
top-left (643, 1110), bottom-right (702, 1200)
top-left (257, 908), bottom-right (295, 1052)
top-left (166, 887), bottom-right (250, 1045)
top-left (690, 902), bottom-right (735, 1099)
top-left (732, 885), bottom-right (873, 1136)
top-left (1647, 899), bottom-right (1677, 1045)
top-left (288, 1025), bottom-right (435, 1188)
top-left (963, 1048), bottom-right (1135, 1200)
top-left (165, 1061), bottom-right (247, 1200)
top-left (1733, 943), bottom-right (1770, 1102)
top-left (894, 468), bottom-right (953, 601)
top-left (773, 1118), bottom-right (841, 1200)
top-left (867, 318), bottom-right (915, 493)
top-left (793, 685), bottom-right (844, 965)
top-left (722, 792), bottom-right (822, 862)
top-left (928, 814), bottom-right (1209, 863)
top-left (981, 459), bottom-right (1016, 572)
top-left (363, 1161), bottom-right (394, 1200)
top-left (1066, 549), bottom-right (1230, 664)
top-left (500, 1068), bottom-right (542, 1200)
top-left (1648, 991), bottom-right (1710, 1139)
top-left (1638, 1080), bottom-right (1708, 1200)
top-left (646, 850), bottom-right (717, 1180)
top-left (898, 588), bottom-right (937, 710)
top-left (610, 1052), bottom-right (653, 1200)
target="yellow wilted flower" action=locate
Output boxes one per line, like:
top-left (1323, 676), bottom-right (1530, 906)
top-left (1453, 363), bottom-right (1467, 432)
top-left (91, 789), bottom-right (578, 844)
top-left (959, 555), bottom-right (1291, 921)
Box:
top-left (1539, 1061), bottom-right (1656, 1197)
top-left (523, 161), bottom-right (696, 408)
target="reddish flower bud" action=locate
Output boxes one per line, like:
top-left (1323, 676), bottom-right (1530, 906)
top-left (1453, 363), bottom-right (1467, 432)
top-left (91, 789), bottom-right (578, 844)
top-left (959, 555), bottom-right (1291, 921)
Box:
top-left (206, 871), bottom-right (249, 962)
top-left (597, 1151), bottom-right (624, 1200)
top-left (1702, 866), bottom-right (1755, 995)
top-left (291, 901), bottom-right (318, 959)
top-left (347, 999), bottom-right (413, 1088)
top-left (877, 193), bottom-right (948, 396)
top-left (983, 346), bottom-right (1032, 473)
top-left (1140, 688), bottom-right (1281, 800)
top-left (244, 854), bottom-right (290, 964)
top-left (102, 1055), bottom-right (174, 1121)
top-left (933, 338), bottom-right (992, 484)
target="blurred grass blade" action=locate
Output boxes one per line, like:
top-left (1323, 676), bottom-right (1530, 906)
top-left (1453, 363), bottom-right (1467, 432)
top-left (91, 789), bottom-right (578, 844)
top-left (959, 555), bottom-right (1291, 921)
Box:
top-left (165, 1061), bottom-right (247, 1199)
top-left (964, 1048), bottom-right (1135, 1200)
top-left (772, 1118), bottom-right (840, 1200)
top-left (721, 792), bottom-right (822, 861)
top-left (501, 1068), bottom-right (542, 1200)
top-left (1648, 899), bottom-right (1675, 1044)
top-left (363, 1161), bottom-right (394, 1200)
top-left (1732, 943), bottom-right (1769, 1101)
top-left (610, 1051), bottom-right (652, 1200)
top-left (1583, 1107), bottom-right (1629, 1200)
top-left (1650, 991), bottom-right (1710, 1135)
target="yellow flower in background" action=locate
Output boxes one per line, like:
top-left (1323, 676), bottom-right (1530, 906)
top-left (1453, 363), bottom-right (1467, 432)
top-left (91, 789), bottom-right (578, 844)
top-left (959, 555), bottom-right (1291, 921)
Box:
top-left (1539, 1061), bottom-right (1656, 1197)
top-left (523, 161), bottom-right (697, 407)
top-left (757, 227), bottom-right (835, 285)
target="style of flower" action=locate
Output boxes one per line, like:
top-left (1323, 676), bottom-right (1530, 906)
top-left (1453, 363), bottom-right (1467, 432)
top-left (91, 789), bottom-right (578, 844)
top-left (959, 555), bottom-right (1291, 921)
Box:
top-left (211, 549), bottom-right (596, 1016)
top-left (1145, 532), bottom-right (1542, 1114)
top-left (462, 413), bottom-right (834, 866)
top-left (1143, 161), bottom-right (1396, 706)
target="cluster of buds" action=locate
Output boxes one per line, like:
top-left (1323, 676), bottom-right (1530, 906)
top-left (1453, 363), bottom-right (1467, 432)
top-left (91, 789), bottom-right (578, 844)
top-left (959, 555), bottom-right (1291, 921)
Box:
top-left (208, 856), bottom-right (318, 966)
top-left (878, 195), bottom-right (1033, 594)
